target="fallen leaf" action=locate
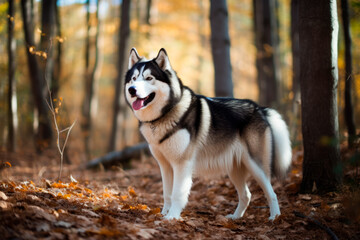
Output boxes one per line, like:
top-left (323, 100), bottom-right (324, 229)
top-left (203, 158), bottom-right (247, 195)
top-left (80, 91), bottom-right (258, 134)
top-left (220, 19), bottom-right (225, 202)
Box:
top-left (82, 209), bottom-right (100, 217)
top-left (36, 222), bottom-right (50, 232)
top-left (54, 221), bottom-right (72, 228)
top-left (0, 191), bottom-right (8, 200)
top-left (147, 207), bottom-right (161, 216)
top-left (0, 200), bottom-right (9, 209)
top-left (258, 234), bottom-right (271, 240)
top-left (70, 175), bottom-right (78, 183)
top-left (28, 205), bottom-right (56, 222)
top-left (137, 228), bottom-right (159, 239)
top-left (299, 194), bottom-right (312, 201)
top-left (128, 186), bottom-right (137, 198)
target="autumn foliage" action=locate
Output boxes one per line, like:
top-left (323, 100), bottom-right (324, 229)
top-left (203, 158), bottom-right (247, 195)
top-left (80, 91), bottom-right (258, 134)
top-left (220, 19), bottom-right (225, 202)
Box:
top-left (0, 152), bottom-right (359, 239)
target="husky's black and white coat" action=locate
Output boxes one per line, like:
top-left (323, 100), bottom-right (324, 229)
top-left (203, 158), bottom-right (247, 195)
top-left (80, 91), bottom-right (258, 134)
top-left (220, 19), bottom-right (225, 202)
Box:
top-left (125, 48), bottom-right (292, 220)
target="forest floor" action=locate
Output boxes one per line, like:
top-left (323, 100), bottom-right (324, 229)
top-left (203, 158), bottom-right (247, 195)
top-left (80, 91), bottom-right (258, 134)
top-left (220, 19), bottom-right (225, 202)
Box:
top-left (0, 146), bottom-right (359, 240)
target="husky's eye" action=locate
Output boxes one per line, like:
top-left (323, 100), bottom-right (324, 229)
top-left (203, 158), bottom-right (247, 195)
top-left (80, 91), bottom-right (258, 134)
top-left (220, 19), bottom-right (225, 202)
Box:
top-left (146, 76), bottom-right (153, 81)
top-left (132, 76), bottom-right (136, 81)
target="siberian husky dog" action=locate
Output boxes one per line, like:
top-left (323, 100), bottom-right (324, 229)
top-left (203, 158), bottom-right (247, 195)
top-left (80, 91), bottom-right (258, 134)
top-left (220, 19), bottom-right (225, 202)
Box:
top-left (125, 48), bottom-right (292, 220)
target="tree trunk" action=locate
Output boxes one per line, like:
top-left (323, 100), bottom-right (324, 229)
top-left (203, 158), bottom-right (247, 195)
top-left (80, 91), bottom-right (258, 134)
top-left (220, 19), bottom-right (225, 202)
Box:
top-left (52, 0), bottom-right (62, 100)
top-left (21, 0), bottom-right (53, 151)
top-left (340, 0), bottom-right (356, 148)
top-left (145, 0), bottom-right (152, 25)
top-left (87, 142), bottom-right (149, 170)
top-left (40, 0), bottom-right (56, 96)
top-left (210, 0), bottom-right (233, 98)
top-left (253, 0), bottom-right (279, 107)
top-left (290, 0), bottom-right (300, 142)
top-left (82, 0), bottom-right (103, 158)
top-left (197, 0), bottom-right (206, 93)
top-left (108, 0), bottom-right (131, 152)
top-left (299, 0), bottom-right (341, 193)
top-left (7, 0), bottom-right (17, 152)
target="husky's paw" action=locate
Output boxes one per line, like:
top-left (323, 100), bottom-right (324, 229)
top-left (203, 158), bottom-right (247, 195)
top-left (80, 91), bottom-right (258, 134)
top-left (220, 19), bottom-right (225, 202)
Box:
top-left (163, 213), bottom-right (182, 220)
top-left (268, 213), bottom-right (280, 221)
top-left (161, 203), bottom-right (171, 216)
top-left (163, 208), bottom-right (182, 220)
top-left (225, 214), bottom-right (240, 220)
top-left (161, 206), bottom-right (170, 216)
top-left (161, 209), bottom-right (169, 216)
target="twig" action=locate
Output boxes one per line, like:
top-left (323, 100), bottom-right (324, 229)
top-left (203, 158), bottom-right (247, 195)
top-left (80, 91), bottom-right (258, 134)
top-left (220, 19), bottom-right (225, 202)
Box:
top-left (43, 39), bottom-right (76, 181)
top-left (293, 211), bottom-right (339, 240)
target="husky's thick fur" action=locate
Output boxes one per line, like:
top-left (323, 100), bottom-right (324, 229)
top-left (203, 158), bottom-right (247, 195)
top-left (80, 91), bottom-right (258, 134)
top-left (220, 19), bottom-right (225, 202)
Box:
top-left (125, 48), bottom-right (292, 220)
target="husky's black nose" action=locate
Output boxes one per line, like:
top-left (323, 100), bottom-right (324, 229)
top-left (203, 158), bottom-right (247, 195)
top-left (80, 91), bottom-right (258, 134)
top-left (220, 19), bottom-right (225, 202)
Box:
top-left (128, 87), bottom-right (137, 97)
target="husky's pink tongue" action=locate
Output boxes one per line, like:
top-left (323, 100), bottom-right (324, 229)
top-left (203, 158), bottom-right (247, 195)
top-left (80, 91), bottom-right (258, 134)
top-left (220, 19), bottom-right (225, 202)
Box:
top-left (132, 98), bottom-right (145, 111)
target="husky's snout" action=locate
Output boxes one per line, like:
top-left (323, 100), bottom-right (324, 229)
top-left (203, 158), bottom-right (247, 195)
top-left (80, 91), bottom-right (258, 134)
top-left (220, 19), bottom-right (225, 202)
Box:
top-left (128, 86), bottom-right (137, 97)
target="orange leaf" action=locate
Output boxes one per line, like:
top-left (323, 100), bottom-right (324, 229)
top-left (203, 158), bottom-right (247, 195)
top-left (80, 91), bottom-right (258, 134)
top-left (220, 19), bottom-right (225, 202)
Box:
top-left (128, 187), bottom-right (137, 198)
top-left (148, 208), bottom-right (161, 215)
top-left (120, 195), bottom-right (128, 201)
top-left (52, 182), bottom-right (67, 188)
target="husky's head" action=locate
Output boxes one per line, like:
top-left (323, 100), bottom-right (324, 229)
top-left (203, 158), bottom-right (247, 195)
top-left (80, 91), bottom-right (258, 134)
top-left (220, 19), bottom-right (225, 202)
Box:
top-left (125, 48), bottom-right (182, 122)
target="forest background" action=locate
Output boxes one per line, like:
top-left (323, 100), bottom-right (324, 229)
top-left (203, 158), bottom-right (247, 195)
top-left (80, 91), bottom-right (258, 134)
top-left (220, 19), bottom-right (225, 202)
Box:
top-left (0, 0), bottom-right (360, 160)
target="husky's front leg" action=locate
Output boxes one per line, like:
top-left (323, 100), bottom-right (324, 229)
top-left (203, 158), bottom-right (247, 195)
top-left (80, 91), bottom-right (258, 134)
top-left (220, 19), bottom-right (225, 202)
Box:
top-left (158, 160), bottom-right (173, 215)
top-left (150, 147), bottom-right (173, 215)
top-left (164, 159), bottom-right (194, 220)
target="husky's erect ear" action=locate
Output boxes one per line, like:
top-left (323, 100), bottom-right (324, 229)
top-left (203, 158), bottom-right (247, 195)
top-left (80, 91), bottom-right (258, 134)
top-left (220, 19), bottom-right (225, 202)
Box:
top-left (128, 48), bottom-right (141, 69)
top-left (155, 48), bottom-right (171, 71)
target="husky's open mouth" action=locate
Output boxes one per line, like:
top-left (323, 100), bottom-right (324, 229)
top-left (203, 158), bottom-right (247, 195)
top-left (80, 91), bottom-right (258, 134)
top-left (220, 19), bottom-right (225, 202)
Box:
top-left (132, 92), bottom-right (156, 111)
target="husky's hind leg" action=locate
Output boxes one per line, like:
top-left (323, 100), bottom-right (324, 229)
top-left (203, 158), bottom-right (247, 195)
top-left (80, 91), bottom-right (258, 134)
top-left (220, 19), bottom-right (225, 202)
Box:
top-left (226, 164), bottom-right (251, 219)
top-left (243, 154), bottom-right (280, 220)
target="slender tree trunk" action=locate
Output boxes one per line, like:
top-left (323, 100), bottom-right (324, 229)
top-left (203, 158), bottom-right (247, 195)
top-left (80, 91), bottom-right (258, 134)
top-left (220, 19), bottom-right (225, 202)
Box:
top-left (21, 0), bottom-right (53, 151)
top-left (253, 0), bottom-right (279, 107)
top-left (290, 0), bottom-right (300, 142)
top-left (40, 0), bottom-right (56, 95)
top-left (82, 0), bottom-right (103, 158)
top-left (145, 0), bottom-right (152, 25)
top-left (299, 0), bottom-right (341, 193)
top-left (52, 0), bottom-right (62, 99)
top-left (210, 0), bottom-right (233, 98)
top-left (7, 0), bottom-right (17, 152)
top-left (197, 0), bottom-right (206, 93)
top-left (108, 0), bottom-right (131, 152)
top-left (89, 0), bottom-right (102, 120)
top-left (82, 0), bottom-right (91, 157)
top-left (341, 0), bottom-right (356, 148)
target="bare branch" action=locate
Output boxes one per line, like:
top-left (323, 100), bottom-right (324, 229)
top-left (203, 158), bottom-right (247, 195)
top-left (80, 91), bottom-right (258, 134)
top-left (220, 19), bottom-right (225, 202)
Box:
top-left (43, 39), bottom-right (76, 181)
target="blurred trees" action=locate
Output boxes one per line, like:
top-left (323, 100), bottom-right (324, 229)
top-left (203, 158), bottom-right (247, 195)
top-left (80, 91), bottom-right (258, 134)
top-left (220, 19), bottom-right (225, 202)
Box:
top-left (40, 0), bottom-right (56, 97)
top-left (0, 0), bottom-right (359, 183)
top-left (290, 0), bottom-right (300, 142)
top-left (341, 0), bottom-right (356, 148)
top-left (20, 0), bottom-right (53, 151)
top-left (253, 0), bottom-right (280, 107)
top-left (82, 0), bottom-right (102, 158)
top-left (210, 0), bottom-right (233, 98)
top-left (7, 0), bottom-right (17, 152)
top-left (109, 0), bottom-right (131, 152)
top-left (299, 0), bottom-right (341, 192)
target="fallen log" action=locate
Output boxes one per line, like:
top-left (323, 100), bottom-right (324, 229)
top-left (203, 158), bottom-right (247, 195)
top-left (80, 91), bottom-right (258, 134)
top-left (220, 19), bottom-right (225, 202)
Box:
top-left (86, 142), bottom-right (150, 169)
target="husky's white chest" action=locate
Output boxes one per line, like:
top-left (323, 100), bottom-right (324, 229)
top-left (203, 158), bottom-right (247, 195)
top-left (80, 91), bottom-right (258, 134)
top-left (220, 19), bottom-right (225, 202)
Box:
top-left (140, 124), bottom-right (192, 162)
